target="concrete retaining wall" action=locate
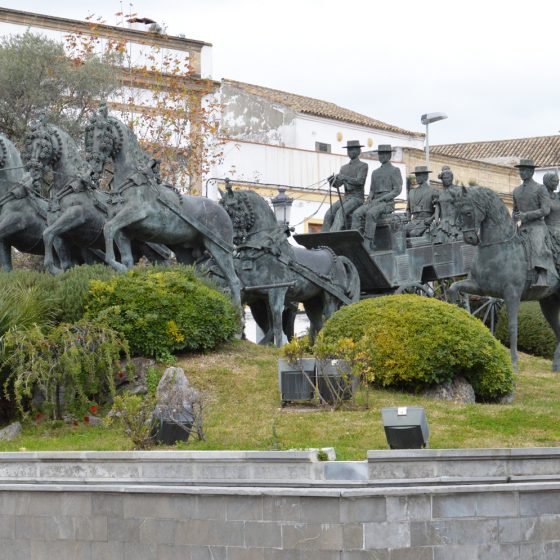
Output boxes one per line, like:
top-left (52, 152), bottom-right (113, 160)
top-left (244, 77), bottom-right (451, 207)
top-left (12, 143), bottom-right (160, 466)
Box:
top-left (2, 449), bottom-right (560, 558)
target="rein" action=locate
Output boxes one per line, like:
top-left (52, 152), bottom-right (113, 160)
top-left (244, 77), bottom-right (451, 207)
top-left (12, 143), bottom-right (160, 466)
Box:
top-left (478, 226), bottom-right (517, 247)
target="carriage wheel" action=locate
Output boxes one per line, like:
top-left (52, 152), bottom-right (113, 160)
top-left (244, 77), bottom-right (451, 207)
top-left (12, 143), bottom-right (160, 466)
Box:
top-left (467, 295), bottom-right (504, 335)
top-left (395, 283), bottom-right (435, 297)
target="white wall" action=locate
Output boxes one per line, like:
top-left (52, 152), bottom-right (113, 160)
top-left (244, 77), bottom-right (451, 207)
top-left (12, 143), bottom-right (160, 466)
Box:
top-left (207, 140), bottom-right (408, 235)
top-left (293, 114), bottom-right (424, 154)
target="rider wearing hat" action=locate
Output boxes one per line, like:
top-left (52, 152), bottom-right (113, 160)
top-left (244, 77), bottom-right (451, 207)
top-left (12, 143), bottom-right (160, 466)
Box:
top-left (322, 140), bottom-right (367, 232)
top-left (351, 144), bottom-right (403, 250)
top-left (405, 165), bottom-right (438, 237)
top-left (513, 158), bottom-right (554, 287)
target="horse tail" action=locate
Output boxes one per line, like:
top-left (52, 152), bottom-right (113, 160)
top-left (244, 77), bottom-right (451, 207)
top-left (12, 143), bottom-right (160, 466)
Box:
top-left (338, 256), bottom-right (361, 303)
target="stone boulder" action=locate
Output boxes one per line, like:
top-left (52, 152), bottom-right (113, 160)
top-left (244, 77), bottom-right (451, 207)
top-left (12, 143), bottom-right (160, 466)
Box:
top-left (421, 376), bottom-right (476, 404)
top-left (0, 421), bottom-right (22, 441)
top-left (152, 367), bottom-right (199, 444)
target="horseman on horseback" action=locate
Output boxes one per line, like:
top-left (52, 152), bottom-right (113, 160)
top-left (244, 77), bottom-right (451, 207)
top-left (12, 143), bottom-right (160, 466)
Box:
top-left (512, 158), bottom-right (557, 288)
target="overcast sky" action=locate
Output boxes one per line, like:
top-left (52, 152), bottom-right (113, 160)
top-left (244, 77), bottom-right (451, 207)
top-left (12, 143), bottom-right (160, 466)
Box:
top-left (9, 0), bottom-right (560, 145)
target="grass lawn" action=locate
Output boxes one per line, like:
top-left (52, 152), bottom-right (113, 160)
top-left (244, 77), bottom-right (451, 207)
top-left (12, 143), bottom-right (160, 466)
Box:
top-left (1, 340), bottom-right (559, 460)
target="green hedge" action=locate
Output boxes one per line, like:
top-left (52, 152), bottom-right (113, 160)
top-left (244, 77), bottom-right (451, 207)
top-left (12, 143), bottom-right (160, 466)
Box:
top-left (86, 266), bottom-right (239, 359)
top-left (496, 301), bottom-right (556, 359)
top-left (316, 295), bottom-right (513, 401)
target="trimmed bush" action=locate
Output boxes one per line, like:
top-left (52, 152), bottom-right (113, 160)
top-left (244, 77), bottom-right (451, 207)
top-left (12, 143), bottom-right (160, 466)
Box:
top-left (316, 295), bottom-right (513, 401)
top-left (52, 264), bottom-right (117, 323)
top-left (86, 266), bottom-right (239, 359)
top-left (495, 301), bottom-right (556, 359)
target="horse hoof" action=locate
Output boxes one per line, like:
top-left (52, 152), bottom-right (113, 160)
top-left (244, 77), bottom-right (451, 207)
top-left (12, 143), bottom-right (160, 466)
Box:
top-left (49, 265), bottom-right (62, 275)
top-left (109, 261), bottom-right (128, 273)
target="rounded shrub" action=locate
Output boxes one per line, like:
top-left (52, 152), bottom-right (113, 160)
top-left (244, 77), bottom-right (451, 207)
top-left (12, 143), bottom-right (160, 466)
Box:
top-left (495, 301), bottom-right (556, 359)
top-left (86, 266), bottom-right (239, 359)
top-left (316, 295), bottom-right (513, 401)
top-left (52, 264), bottom-right (117, 323)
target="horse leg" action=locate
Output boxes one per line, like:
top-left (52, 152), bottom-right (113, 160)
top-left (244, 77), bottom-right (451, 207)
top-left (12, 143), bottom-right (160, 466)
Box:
top-left (115, 232), bottom-right (134, 269)
top-left (448, 278), bottom-right (482, 304)
top-left (0, 239), bottom-right (12, 272)
top-left (43, 208), bottom-right (86, 275)
top-left (268, 288), bottom-right (288, 347)
top-left (203, 239), bottom-right (242, 309)
top-left (539, 294), bottom-right (560, 372)
top-left (250, 301), bottom-right (274, 345)
top-left (103, 207), bottom-right (147, 272)
top-left (0, 215), bottom-right (26, 272)
top-left (303, 297), bottom-right (325, 345)
top-left (504, 296), bottom-right (520, 373)
top-left (53, 238), bottom-right (74, 271)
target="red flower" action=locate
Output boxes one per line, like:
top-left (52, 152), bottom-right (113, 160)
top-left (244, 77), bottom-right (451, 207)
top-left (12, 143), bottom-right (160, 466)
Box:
top-left (83, 416), bottom-right (90, 424)
top-left (89, 405), bottom-right (98, 414)
top-left (117, 371), bottom-right (125, 379)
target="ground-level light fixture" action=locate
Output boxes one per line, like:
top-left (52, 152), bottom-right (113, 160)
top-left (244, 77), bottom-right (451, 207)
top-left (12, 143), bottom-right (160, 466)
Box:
top-left (381, 406), bottom-right (429, 449)
top-left (421, 112), bottom-right (448, 169)
top-left (271, 187), bottom-right (294, 226)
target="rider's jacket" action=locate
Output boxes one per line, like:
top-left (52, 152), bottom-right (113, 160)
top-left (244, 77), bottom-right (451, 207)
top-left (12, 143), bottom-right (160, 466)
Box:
top-left (367, 162), bottom-right (403, 205)
top-left (513, 178), bottom-right (553, 272)
top-left (332, 158), bottom-right (368, 201)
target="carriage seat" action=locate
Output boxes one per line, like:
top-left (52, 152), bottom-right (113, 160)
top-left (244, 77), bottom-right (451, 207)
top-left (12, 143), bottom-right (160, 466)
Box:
top-left (372, 213), bottom-right (407, 253)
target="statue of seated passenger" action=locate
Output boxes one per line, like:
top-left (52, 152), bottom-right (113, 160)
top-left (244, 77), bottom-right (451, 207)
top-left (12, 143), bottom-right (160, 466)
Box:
top-left (405, 166), bottom-right (437, 238)
top-left (351, 144), bottom-right (402, 250)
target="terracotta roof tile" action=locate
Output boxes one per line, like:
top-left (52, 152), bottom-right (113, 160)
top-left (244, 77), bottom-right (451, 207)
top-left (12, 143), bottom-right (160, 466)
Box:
top-left (223, 79), bottom-right (423, 138)
top-left (432, 135), bottom-right (560, 168)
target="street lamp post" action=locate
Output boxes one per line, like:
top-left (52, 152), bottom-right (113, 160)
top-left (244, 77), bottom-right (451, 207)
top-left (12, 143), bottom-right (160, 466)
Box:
top-left (421, 112), bottom-right (448, 169)
top-left (271, 187), bottom-right (294, 227)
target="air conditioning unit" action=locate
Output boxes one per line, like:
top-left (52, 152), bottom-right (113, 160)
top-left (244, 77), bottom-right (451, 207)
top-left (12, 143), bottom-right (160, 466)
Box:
top-left (278, 358), bottom-right (316, 404)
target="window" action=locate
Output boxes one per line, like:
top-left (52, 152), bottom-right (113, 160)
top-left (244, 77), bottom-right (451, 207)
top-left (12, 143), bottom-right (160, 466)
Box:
top-left (315, 142), bottom-right (331, 153)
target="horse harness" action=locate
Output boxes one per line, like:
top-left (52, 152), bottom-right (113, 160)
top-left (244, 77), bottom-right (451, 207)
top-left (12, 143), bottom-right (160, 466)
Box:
top-left (236, 233), bottom-right (352, 306)
top-left (109, 170), bottom-right (234, 254)
top-left (0, 180), bottom-right (47, 221)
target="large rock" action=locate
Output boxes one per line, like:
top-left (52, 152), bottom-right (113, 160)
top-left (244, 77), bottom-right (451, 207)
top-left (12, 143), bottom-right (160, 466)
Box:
top-left (153, 367), bottom-right (199, 444)
top-left (0, 421), bottom-right (22, 441)
top-left (421, 376), bottom-right (476, 404)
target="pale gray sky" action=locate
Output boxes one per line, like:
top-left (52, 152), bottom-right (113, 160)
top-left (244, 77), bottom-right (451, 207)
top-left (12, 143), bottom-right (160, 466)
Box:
top-left (7, 0), bottom-right (560, 144)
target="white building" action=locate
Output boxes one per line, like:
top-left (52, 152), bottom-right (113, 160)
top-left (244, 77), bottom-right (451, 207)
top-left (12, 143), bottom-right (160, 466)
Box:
top-left (208, 79), bottom-right (424, 233)
top-left (0, 6), bottom-right (426, 233)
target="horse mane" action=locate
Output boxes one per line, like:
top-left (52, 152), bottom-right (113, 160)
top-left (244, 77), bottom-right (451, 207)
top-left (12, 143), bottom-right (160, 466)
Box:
top-left (24, 117), bottom-right (92, 183)
top-left (87, 107), bottom-right (161, 183)
top-left (0, 133), bottom-right (24, 185)
top-left (467, 186), bottom-right (512, 225)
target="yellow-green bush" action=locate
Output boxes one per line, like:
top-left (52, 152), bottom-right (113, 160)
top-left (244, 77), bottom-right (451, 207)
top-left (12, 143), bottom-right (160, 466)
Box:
top-left (495, 301), bottom-right (556, 359)
top-left (86, 266), bottom-right (239, 360)
top-left (316, 295), bottom-right (513, 401)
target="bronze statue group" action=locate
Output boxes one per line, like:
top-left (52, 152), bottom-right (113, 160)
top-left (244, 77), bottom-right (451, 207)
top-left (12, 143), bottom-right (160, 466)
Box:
top-left (2, 104), bottom-right (560, 370)
top-left (323, 140), bottom-right (560, 371)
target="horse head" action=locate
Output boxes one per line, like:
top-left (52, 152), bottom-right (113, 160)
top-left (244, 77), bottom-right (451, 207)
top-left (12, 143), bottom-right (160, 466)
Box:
top-left (454, 186), bottom-right (482, 245)
top-left (86, 103), bottom-right (160, 186)
top-left (23, 112), bottom-right (63, 190)
top-left (219, 186), bottom-right (260, 245)
top-left (85, 102), bottom-right (124, 179)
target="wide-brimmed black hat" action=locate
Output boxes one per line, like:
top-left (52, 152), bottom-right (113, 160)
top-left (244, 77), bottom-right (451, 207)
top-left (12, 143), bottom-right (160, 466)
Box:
top-left (412, 165), bottom-right (432, 174)
top-left (373, 144), bottom-right (395, 153)
top-left (342, 140), bottom-right (364, 149)
top-left (514, 158), bottom-right (538, 168)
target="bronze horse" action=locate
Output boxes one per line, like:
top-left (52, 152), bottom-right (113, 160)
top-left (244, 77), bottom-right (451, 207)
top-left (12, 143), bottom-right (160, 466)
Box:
top-left (449, 186), bottom-right (560, 371)
top-left (84, 105), bottom-right (241, 308)
top-left (0, 132), bottom-right (80, 271)
top-left (220, 187), bottom-right (360, 346)
top-left (24, 115), bottom-right (170, 274)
